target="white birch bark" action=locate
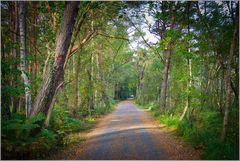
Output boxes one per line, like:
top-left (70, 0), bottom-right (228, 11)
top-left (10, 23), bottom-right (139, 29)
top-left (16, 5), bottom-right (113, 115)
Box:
top-left (19, 1), bottom-right (32, 116)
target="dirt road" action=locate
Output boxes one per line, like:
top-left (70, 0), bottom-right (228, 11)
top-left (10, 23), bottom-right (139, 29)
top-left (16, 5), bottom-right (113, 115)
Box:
top-left (51, 100), bottom-right (200, 160)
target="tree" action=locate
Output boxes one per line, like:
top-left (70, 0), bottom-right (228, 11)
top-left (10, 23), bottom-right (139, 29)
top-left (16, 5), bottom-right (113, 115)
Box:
top-left (12, 1), bottom-right (20, 113)
top-left (19, 1), bottom-right (32, 116)
top-left (30, 1), bottom-right (80, 116)
top-left (221, 10), bottom-right (239, 141)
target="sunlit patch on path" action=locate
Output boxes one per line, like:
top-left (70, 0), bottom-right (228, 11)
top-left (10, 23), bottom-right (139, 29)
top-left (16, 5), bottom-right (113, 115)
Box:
top-left (62, 100), bottom-right (200, 160)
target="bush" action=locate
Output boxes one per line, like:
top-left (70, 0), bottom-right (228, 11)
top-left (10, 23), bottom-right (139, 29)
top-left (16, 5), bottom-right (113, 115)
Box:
top-left (92, 100), bottom-right (118, 116)
top-left (2, 113), bottom-right (57, 159)
top-left (93, 106), bottom-right (113, 115)
top-left (50, 104), bottom-right (89, 145)
top-left (158, 114), bottom-right (180, 128)
top-left (2, 100), bottom-right (119, 159)
top-left (177, 111), bottom-right (238, 159)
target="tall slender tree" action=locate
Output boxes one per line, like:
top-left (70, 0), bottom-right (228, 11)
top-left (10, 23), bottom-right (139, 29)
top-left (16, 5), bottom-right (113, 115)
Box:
top-left (19, 1), bottom-right (32, 116)
top-left (160, 3), bottom-right (175, 109)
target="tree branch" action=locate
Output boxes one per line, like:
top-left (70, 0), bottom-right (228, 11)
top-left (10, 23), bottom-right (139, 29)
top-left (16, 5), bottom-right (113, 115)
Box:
top-left (126, 16), bottom-right (164, 63)
top-left (98, 32), bottom-right (129, 41)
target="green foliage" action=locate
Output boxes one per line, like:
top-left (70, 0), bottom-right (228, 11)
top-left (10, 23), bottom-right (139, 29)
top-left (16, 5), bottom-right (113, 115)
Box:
top-left (139, 101), bottom-right (239, 160)
top-left (177, 111), bottom-right (238, 159)
top-left (63, 133), bottom-right (86, 146)
top-left (1, 1), bottom-right (238, 160)
top-left (158, 115), bottom-right (180, 128)
top-left (93, 105), bottom-right (113, 115)
top-left (51, 104), bottom-right (89, 137)
top-left (92, 100), bottom-right (118, 116)
top-left (1, 113), bottom-right (57, 159)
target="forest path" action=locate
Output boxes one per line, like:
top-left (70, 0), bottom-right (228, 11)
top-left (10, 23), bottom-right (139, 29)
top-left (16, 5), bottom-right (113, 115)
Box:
top-left (51, 100), bottom-right (200, 160)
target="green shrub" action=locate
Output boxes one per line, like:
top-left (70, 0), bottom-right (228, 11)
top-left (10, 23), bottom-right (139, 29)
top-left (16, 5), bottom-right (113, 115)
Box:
top-left (139, 101), bottom-right (239, 160)
top-left (176, 111), bottom-right (238, 159)
top-left (158, 114), bottom-right (180, 128)
top-left (50, 105), bottom-right (87, 140)
top-left (2, 113), bottom-right (57, 159)
top-left (92, 100), bottom-right (117, 116)
top-left (93, 105), bottom-right (113, 115)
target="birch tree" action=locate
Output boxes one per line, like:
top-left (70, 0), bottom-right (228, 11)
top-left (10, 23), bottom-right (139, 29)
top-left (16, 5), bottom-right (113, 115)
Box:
top-left (19, 1), bottom-right (32, 116)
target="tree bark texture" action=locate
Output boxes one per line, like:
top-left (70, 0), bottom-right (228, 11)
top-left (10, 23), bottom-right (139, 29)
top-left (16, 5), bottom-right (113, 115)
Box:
top-left (32, 2), bottom-right (38, 79)
top-left (19, 1), bottom-right (32, 117)
top-left (30, 2), bottom-right (80, 116)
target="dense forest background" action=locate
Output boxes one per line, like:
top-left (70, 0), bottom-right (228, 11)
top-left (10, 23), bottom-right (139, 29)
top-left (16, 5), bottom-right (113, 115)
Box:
top-left (1, 1), bottom-right (239, 159)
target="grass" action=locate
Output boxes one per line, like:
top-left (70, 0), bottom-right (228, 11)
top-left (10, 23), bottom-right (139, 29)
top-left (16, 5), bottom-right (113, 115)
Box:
top-left (63, 133), bottom-right (86, 146)
top-left (136, 102), bottom-right (239, 160)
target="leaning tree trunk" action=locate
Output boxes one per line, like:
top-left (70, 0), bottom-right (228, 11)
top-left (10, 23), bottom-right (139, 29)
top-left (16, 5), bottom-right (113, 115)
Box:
top-left (19, 1), bottom-right (32, 117)
top-left (30, 2), bottom-right (80, 116)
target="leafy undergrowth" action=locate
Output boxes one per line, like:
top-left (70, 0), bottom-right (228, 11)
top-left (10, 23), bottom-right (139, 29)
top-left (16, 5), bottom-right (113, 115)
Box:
top-left (1, 100), bottom-right (119, 160)
top-left (137, 102), bottom-right (239, 160)
top-left (1, 113), bottom-right (57, 159)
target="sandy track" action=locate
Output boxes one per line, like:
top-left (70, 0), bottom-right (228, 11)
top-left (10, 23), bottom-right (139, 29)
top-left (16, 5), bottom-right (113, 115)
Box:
top-left (50, 100), bottom-right (200, 160)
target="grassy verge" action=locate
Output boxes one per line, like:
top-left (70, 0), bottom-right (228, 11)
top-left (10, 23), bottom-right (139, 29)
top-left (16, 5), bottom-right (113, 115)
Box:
top-left (136, 102), bottom-right (239, 160)
top-left (1, 100), bottom-right (119, 159)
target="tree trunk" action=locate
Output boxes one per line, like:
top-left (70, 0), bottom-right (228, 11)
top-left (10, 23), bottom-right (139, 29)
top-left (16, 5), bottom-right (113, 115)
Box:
top-left (221, 18), bottom-right (238, 142)
top-left (180, 8), bottom-right (192, 120)
top-left (180, 54), bottom-right (192, 120)
top-left (1, 41), bottom-right (11, 119)
top-left (32, 2), bottom-right (38, 80)
top-left (160, 47), bottom-right (172, 109)
top-left (73, 52), bottom-right (81, 111)
top-left (30, 2), bottom-right (80, 116)
top-left (19, 1), bottom-right (32, 117)
top-left (160, 5), bottom-right (175, 109)
top-left (12, 1), bottom-right (20, 113)
top-left (87, 53), bottom-right (94, 114)
top-left (97, 50), bottom-right (109, 108)
top-left (136, 65), bottom-right (143, 102)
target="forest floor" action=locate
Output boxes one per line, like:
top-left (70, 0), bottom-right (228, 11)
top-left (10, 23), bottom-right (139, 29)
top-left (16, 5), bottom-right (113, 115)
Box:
top-left (49, 100), bottom-right (201, 160)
